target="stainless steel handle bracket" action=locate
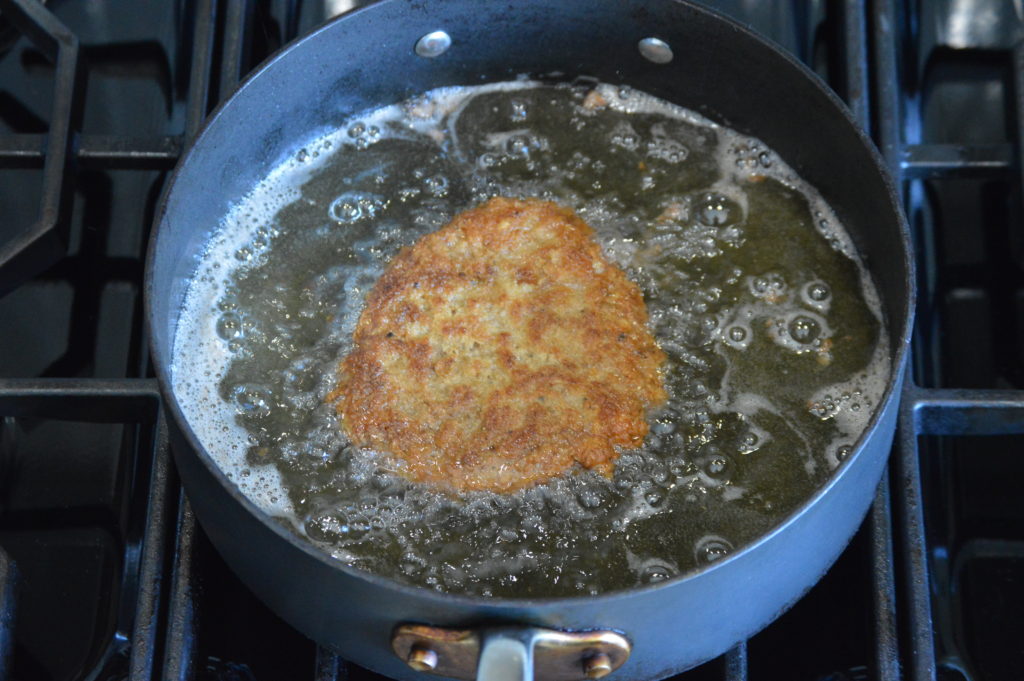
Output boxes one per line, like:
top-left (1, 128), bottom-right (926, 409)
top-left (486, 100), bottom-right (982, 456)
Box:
top-left (392, 623), bottom-right (631, 681)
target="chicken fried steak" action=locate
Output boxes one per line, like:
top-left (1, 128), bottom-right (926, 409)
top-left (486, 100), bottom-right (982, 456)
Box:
top-left (330, 197), bottom-right (666, 492)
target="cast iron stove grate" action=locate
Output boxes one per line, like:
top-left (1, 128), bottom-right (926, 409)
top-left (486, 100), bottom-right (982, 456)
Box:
top-left (0, 1), bottom-right (1021, 680)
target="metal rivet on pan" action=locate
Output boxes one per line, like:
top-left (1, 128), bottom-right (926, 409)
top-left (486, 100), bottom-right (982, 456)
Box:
top-left (415, 30), bottom-right (451, 58)
top-left (406, 645), bottom-right (439, 672)
top-left (638, 37), bottom-right (673, 64)
top-left (583, 652), bottom-right (614, 679)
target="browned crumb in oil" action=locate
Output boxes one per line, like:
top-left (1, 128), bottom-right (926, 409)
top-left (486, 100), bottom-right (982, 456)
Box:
top-left (328, 198), bottom-right (666, 493)
top-left (582, 90), bottom-right (608, 110)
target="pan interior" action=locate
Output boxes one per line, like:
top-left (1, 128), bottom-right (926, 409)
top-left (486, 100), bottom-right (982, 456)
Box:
top-left (170, 80), bottom-right (890, 598)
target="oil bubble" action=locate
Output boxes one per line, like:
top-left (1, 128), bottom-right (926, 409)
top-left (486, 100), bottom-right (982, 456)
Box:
top-left (232, 384), bottom-right (273, 419)
top-left (506, 134), bottom-right (535, 157)
top-left (705, 456), bottom-right (731, 479)
top-left (801, 281), bottom-right (832, 311)
top-left (808, 282), bottom-right (830, 301)
top-left (510, 99), bottom-right (528, 121)
top-left (738, 429), bottom-right (765, 455)
top-left (697, 446), bottom-right (734, 482)
top-left (329, 193), bottom-right (384, 224)
top-left (646, 138), bottom-right (688, 164)
top-left (644, 490), bottom-right (665, 507)
top-left (216, 312), bottom-right (243, 340)
top-left (609, 122), bottom-right (640, 151)
top-left (809, 397), bottom-right (840, 420)
top-left (400, 553), bottom-right (427, 577)
top-left (728, 326), bottom-right (747, 342)
top-left (749, 273), bottom-right (786, 300)
top-left (694, 193), bottom-right (740, 227)
top-left (788, 315), bottom-right (821, 344)
top-left (640, 563), bottom-right (675, 584)
top-left (695, 535), bottom-right (733, 564)
top-left (424, 175), bottom-right (449, 198)
top-left (577, 487), bottom-right (607, 509)
top-left (216, 294), bottom-right (238, 312)
top-left (651, 418), bottom-right (675, 436)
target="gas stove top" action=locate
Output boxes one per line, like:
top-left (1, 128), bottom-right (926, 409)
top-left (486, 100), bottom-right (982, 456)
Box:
top-left (0, 1), bottom-right (1022, 680)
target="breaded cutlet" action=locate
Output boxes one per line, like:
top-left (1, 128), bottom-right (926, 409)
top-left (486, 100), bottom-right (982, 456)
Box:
top-left (330, 197), bottom-right (666, 492)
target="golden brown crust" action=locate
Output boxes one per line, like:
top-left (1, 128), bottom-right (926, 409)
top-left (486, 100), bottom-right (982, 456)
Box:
top-left (329, 197), bottom-right (666, 492)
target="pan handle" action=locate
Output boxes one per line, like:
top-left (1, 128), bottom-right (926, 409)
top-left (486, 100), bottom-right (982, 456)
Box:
top-left (392, 622), bottom-right (630, 680)
top-left (477, 629), bottom-right (537, 681)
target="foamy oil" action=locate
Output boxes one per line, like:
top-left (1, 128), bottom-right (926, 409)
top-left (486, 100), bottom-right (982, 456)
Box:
top-left (171, 80), bottom-right (890, 597)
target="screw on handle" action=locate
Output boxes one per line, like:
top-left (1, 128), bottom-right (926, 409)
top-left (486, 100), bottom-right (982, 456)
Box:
top-left (407, 645), bottom-right (440, 672)
top-left (582, 652), bottom-right (613, 679)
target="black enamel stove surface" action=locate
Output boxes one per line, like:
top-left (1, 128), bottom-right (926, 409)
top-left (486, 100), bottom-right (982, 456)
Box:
top-left (0, 1), bottom-right (1022, 680)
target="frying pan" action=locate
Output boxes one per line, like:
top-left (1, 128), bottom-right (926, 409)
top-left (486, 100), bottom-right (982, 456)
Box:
top-left (145, 1), bottom-right (914, 679)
